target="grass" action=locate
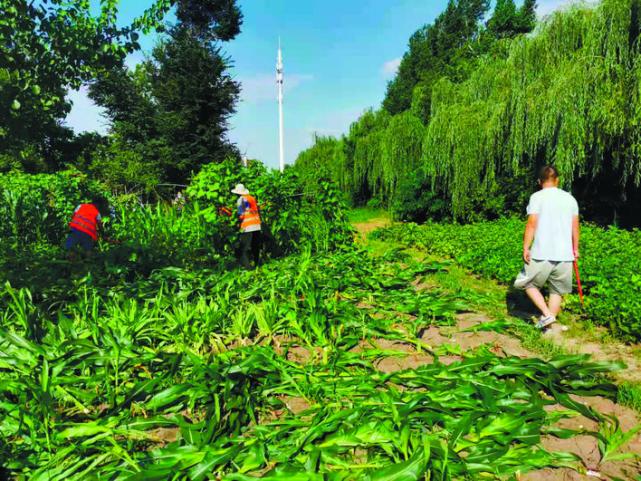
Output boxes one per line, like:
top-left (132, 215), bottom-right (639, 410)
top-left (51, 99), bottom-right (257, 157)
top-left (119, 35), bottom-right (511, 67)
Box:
top-left (618, 382), bottom-right (641, 412)
top-left (346, 207), bottom-right (390, 224)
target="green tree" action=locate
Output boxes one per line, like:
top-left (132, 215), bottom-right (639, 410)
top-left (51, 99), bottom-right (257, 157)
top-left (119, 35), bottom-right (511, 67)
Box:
top-left (87, 64), bottom-right (168, 191)
top-left (89, 1), bottom-right (243, 187)
top-left (487, 0), bottom-right (537, 38)
top-left (0, 0), bottom-right (173, 171)
top-left (176, 0), bottom-right (243, 40)
top-left (487, 0), bottom-right (518, 38)
top-left (424, 0), bottom-right (641, 224)
top-left (517, 0), bottom-right (538, 34)
top-left (382, 0), bottom-right (490, 116)
top-left (150, 27), bottom-right (240, 181)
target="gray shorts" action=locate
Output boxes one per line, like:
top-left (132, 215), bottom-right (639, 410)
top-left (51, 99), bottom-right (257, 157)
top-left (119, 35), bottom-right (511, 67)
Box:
top-left (514, 260), bottom-right (573, 296)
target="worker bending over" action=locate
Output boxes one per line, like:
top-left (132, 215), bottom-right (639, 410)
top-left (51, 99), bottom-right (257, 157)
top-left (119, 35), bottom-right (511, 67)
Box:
top-left (65, 200), bottom-right (110, 257)
top-left (231, 184), bottom-right (262, 269)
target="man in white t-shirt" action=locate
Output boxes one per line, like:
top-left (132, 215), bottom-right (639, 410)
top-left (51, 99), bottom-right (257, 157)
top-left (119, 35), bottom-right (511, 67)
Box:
top-left (514, 166), bottom-right (580, 330)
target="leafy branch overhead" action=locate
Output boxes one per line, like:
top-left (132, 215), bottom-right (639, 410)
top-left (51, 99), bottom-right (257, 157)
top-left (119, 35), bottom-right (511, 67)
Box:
top-left (0, 0), bottom-right (242, 173)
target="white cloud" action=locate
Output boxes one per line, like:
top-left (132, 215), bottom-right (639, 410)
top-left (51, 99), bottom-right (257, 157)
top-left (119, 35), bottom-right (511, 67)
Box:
top-left (238, 73), bottom-right (314, 104)
top-left (64, 87), bottom-right (108, 135)
top-left (381, 58), bottom-right (401, 78)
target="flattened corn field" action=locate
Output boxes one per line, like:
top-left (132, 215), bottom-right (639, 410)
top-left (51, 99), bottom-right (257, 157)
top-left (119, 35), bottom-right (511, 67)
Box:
top-left (2, 217), bottom-right (641, 480)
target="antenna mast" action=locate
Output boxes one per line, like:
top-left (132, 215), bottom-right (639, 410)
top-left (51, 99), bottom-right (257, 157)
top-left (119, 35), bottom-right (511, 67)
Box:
top-left (277, 38), bottom-right (285, 172)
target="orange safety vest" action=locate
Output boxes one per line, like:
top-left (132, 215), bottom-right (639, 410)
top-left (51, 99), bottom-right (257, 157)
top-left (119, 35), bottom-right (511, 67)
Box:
top-left (69, 203), bottom-right (100, 241)
top-left (239, 195), bottom-right (261, 232)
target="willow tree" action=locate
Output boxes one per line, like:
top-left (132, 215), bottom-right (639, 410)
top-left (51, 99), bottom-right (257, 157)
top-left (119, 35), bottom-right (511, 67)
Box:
top-left (424, 0), bottom-right (641, 221)
top-left (296, 109), bottom-right (423, 206)
top-left (295, 135), bottom-right (353, 199)
top-left (346, 109), bottom-right (390, 201)
top-left (381, 111), bottom-right (425, 200)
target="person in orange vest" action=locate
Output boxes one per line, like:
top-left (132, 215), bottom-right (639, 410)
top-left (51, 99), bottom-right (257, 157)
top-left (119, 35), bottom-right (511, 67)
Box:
top-left (231, 183), bottom-right (262, 269)
top-left (64, 200), bottom-right (108, 257)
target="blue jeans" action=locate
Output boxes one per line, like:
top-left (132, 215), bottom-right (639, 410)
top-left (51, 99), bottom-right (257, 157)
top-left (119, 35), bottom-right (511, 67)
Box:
top-left (65, 228), bottom-right (95, 251)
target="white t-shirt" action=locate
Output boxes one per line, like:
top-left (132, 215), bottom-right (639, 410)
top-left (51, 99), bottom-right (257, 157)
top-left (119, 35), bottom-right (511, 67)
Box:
top-left (527, 187), bottom-right (578, 262)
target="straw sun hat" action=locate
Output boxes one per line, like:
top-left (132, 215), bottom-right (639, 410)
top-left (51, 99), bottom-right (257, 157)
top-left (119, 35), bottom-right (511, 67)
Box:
top-left (231, 184), bottom-right (250, 195)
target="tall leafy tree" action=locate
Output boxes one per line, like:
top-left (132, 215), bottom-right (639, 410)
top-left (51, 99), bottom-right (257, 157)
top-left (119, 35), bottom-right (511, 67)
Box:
top-left (150, 27), bottom-right (240, 181)
top-left (176, 0), bottom-right (242, 40)
top-left (382, 0), bottom-right (490, 116)
top-left (518, 0), bottom-right (538, 33)
top-left (89, 0), bottom-right (242, 187)
top-left (0, 0), bottom-right (173, 171)
top-left (487, 0), bottom-right (519, 37)
top-left (487, 0), bottom-right (538, 38)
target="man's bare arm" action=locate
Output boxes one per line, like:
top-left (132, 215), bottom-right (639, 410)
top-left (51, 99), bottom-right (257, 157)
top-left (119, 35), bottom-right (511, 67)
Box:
top-left (572, 215), bottom-right (580, 259)
top-left (523, 214), bottom-right (538, 264)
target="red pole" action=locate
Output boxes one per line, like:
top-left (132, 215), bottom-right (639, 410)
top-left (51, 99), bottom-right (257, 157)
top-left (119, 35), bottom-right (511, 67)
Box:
top-left (573, 260), bottom-right (585, 308)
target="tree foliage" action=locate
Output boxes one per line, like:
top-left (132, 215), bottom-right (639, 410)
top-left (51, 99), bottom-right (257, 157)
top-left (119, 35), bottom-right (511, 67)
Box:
top-left (383, 0), bottom-right (538, 120)
top-left (487, 0), bottom-right (537, 38)
top-left (151, 27), bottom-right (240, 179)
top-left (425, 0), bottom-right (641, 222)
top-left (296, 0), bottom-right (641, 227)
top-left (175, 0), bottom-right (243, 40)
top-left (0, 0), bottom-right (242, 177)
top-left (0, 0), bottom-right (174, 170)
top-left (383, 0), bottom-right (491, 117)
top-left (88, 1), bottom-right (242, 188)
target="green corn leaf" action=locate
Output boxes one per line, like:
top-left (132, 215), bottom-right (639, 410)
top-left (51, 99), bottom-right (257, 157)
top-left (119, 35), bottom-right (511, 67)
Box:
top-left (364, 446), bottom-right (429, 481)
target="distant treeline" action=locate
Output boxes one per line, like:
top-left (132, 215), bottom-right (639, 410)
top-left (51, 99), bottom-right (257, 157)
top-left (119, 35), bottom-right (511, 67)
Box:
top-left (295, 0), bottom-right (641, 228)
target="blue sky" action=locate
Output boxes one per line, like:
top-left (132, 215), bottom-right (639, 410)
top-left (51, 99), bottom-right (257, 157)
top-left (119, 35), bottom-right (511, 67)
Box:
top-left (65, 0), bottom-right (572, 170)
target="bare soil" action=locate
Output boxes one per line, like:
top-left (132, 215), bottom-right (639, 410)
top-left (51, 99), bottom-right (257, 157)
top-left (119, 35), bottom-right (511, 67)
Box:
top-left (352, 217), bottom-right (391, 241)
top-left (547, 328), bottom-right (641, 384)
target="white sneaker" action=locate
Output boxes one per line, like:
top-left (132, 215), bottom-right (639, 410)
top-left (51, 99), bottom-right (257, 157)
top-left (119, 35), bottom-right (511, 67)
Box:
top-left (536, 315), bottom-right (556, 329)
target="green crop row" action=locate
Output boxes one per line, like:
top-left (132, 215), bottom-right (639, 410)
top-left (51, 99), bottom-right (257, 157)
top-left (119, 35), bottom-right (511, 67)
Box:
top-left (0, 248), bottom-right (632, 480)
top-left (372, 219), bottom-right (641, 342)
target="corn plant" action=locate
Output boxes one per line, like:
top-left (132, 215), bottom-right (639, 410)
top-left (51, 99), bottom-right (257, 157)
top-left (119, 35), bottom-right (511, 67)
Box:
top-left (1, 246), bottom-right (638, 480)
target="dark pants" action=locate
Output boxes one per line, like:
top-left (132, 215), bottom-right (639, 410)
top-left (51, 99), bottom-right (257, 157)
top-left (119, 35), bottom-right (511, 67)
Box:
top-left (65, 228), bottom-right (95, 251)
top-left (239, 231), bottom-right (261, 269)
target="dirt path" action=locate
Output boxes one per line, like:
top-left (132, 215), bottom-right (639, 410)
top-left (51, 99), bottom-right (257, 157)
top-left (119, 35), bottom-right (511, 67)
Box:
top-left (352, 216), bottom-right (391, 241)
top-left (351, 216), bottom-right (641, 481)
top-left (354, 217), bottom-right (641, 385)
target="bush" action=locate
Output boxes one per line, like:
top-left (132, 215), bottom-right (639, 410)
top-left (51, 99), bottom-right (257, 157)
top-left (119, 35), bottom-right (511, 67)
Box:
top-left (188, 159), bottom-right (354, 256)
top-left (373, 218), bottom-right (641, 342)
top-left (0, 160), bottom-right (354, 291)
top-left (391, 170), bottom-right (449, 222)
top-left (0, 169), bottom-right (109, 249)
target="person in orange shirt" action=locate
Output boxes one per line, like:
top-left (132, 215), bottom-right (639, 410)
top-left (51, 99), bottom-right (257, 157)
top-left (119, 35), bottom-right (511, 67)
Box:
top-left (231, 184), bottom-right (262, 269)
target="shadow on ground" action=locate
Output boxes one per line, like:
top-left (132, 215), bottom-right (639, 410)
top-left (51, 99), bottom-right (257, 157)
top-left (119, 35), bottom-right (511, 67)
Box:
top-left (505, 285), bottom-right (540, 321)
